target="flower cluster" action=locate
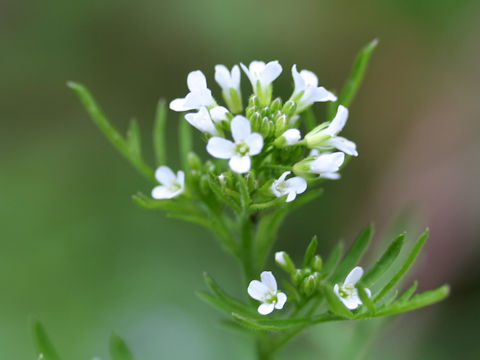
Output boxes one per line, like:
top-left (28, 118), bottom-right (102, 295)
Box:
top-left (152, 60), bottom-right (358, 201)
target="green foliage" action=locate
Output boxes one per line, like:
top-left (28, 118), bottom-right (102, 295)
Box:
top-left (32, 321), bottom-right (61, 360)
top-left (153, 99), bottom-right (168, 166)
top-left (110, 333), bottom-right (135, 360)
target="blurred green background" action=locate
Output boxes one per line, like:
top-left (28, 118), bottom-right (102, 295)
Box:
top-left (1, 0), bottom-right (480, 359)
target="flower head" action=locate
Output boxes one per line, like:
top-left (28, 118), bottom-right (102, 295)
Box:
top-left (241, 61), bottom-right (282, 106)
top-left (170, 70), bottom-right (216, 112)
top-left (206, 115), bottom-right (263, 174)
top-left (152, 166), bottom-right (185, 199)
top-left (248, 271), bottom-right (287, 315)
top-left (271, 171), bottom-right (307, 202)
top-left (215, 64), bottom-right (242, 113)
top-left (333, 266), bottom-right (371, 310)
top-left (305, 105), bottom-right (358, 156)
top-left (290, 65), bottom-right (337, 112)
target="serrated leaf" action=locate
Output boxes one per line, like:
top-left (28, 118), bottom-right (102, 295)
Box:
top-left (374, 229), bottom-right (429, 302)
top-left (110, 333), bottom-right (134, 360)
top-left (126, 119), bottom-right (141, 159)
top-left (178, 115), bottom-right (193, 169)
top-left (362, 233), bottom-right (405, 287)
top-left (32, 321), bottom-right (61, 360)
top-left (67, 82), bottom-right (155, 181)
top-left (397, 281), bottom-right (418, 304)
top-left (328, 39), bottom-right (379, 119)
top-left (333, 224), bottom-right (374, 283)
top-left (303, 235), bottom-right (318, 267)
top-left (321, 284), bottom-right (353, 319)
top-left (321, 241), bottom-right (343, 279)
top-left (357, 284), bottom-right (375, 315)
top-left (153, 99), bottom-right (167, 166)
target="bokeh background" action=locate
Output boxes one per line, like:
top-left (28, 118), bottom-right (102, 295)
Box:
top-left (1, 0), bottom-right (479, 359)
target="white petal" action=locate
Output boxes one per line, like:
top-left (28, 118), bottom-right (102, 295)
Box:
top-left (310, 152), bottom-right (345, 174)
top-left (344, 266), bottom-right (364, 286)
top-left (245, 133), bottom-right (264, 155)
top-left (249, 61), bottom-right (266, 81)
top-left (321, 172), bottom-right (341, 180)
top-left (365, 288), bottom-right (372, 298)
top-left (206, 137), bottom-right (235, 159)
top-left (286, 192), bottom-right (297, 202)
top-left (333, 284), bottom-right (340, 297)
top-left (260, 271), bottom-right (277, 292)
top-left (152, 185), bottom-right (178, 199)
top-left (214, 64), bottom-right (231, 90)
top-left (240, 62), bottom-right (254, 85)
top-left (285, 177), bottom-right (307, 194)
top-left (326, 105), bottom-right (349, 136)
top-left (155, 166), bottom-right (176, 185)
top-left (231, 65), bottom-right (241, 89)
top-left (282, 129), bottom-right (301, 145)
top-left (275, 251), bottom-right (287, 266)
top-left (258, 302), bottom-right (275, 315)
top-left (169, 98), bottom-right (189, 112)
top-left (291, 64), bottom-right (305, 94)
top-left (185, 107), bottom-right (217, 135)
top-left (309, 86), bottom-right (337, 102)
top-left (177, 171), bottom-right (185, 188)
top-left (277, 171), bottom-right (291, 183)
top-left (299, 69), bottom-right (319, 88)
top-left (327, 136), bottom-right (358, 156)
top-left (248, 280), bottom-right (269, 301)
top-left (184, 88), bottom-right (214, 109)
top-left (229, 155), bottom-right (251, 173)
top-left (187, 70), bottom-right (207, 92)
top-left (209, 106), bottom-right (229, 123)
top-left (342, 295), bottom-right (362, 310)
top-left (275, 292), bottom-right (287, 309)
top-left (231, 115), bottom-right (251, 142)
top-left (260, 60), bottom-right (282, 85)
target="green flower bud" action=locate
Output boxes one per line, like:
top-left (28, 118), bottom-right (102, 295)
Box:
top-left (248, 95), bottom-right (260, 107)
top-left (274, 114), bottom-right (288, 137)
top-left (301, 274), bottom-right (317, 296)
top-left (260, 117), bottom-right (274, 138)
top-left (282, 100), bottom-right (297, 118)
top-left (275, 251), bottom-right (296, 273)
top-left (312, 255), bottom-right (323, 272)
top-left (304, 122), bottom-right (330, 148)
top-left (199, 174), bottom-right (211, 196)
top-left (270, 97), bottom-right (282, 112)
top-left (250, 111), bottom-right (262, 132)
top-left (187, 152), bottom-right (202, 171)
top-left (245, 105), bottom-right (256, 119)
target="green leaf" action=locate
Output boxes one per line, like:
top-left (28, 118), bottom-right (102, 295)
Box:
top-left (110, 333), bottom-right (134, 360)
top-left (126, 119), bottom-right (142, 159)
top-left (375, 285), bottom-right (449, 317)
top-left (303, 235), bottom-right (318, 267)
top-left (374, 229), bottom-right (429, 302)
top-left (397, 281), bottom-right (418, 303)
top-left (255, 208), bottom-right (288, 269)
top-left (132, 193), bottom-right (198, 214)
top-left (333, 224), bottom-right (374, 283)
top-left (178, 114), bottom-right (193, 169)
top-left (32, 321), bottom-right (61, 360)
top-left (249, 196), bottom-right (287, 212)
top-left (362, 233), bottom-right (405, 287)
top-left (67, 82), bottom-right (155, 181)
top-left (153, 99), bottom-right (167, 166)
top-left (357, 284), bottom-right (375, 315)
top-left (231, 313), bottom-right (310, 331)
top-left (321, 241), bottom-right (343, 278)
top-left (321, 284), bottom-right (353, 319)
top-left (235, 173), bottom-right (251, 211)
top-left (207, 176), bottom-right (242, 213)
top-left (328, 38), bottom-right (379, 119)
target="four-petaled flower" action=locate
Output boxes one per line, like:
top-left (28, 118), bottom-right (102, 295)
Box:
top-left (170, 70), bottom-right (216, 112)
top-left (184, 106), bottom-right (229, 135)
top-left (290, 65), bottom-right (337, 112)
top-left (248, 271), bottom-right (287, 315)
top-left (271, 171), bottom-right (307, 202)
top-left (215, 64), bottom-right (242, 113)
top-left (333, 266), bottom-right (371, 310)
top-left (206, 115), bottom-right (263, 174)
top-left (152, 166), bottom-right (185, 199)
top-left (241, 61), bottom-right (282, 105)
top-left (305, 105), bottom-right (358, 156)
top-left (308, 151), bottom-right (345, 179)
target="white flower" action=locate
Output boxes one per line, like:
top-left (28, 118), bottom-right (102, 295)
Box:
top-left (248, 271), bottom-right (287, 315)
top-left (308, 151), bottom-right (345, 179)
top-left (333, 266), bottom-right (371, 310)
top-left (209, 105), bottom-right (229, 122)
top-left (151, 166), bottom-right (185, 199)
top-left (185, 107), bottom-right (218, 135)
top-left (206, 115), bottom-right (263, 174)
top-left (282, 129), bottom-right (301, 145)
top-left (305, 105), bottom-right (358, 156)
top-left (170, 70), bottom-right (215, 112)
top-left (290, 65), bottom-right (337, 112)
top-left (215, 64), bottom-right (242, 113)
top-left (275, 251), bottom-right (288, 266)
top-left (271, 171), bottom-right (307, 202)
top-left (240, 61), bottom-right (282, 104)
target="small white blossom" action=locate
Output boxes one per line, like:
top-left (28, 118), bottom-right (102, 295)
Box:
top-left (271, 171), bottom-right (307, 202)
top-left (290, 65), bottom-right (337, 112)
top-left (305, 105), bottom-right (358, 156)
top-left (248, 271), bottom-right (287, 315)
top-left (275, 251), bottom-right (288, 266)
top-left (209, 105), bottom-right (229, 122)
top-left (170, 70), bottom-right (215, 112)
top-left (185, 107), bottom-right (218, 135)
top-left (333, 266), bottom-right (371, 310)
top-left (152, 166), bottom-right (185, 199)
top-left (240, 61), bottom-right (282, 97)
top-left (282, 129), bottom-right (301, 145)
top-left (308, 151), bottom-right (345, 179)
top-left (206, 115), bottom-right (263, 174)
top-left (215, 64), bottom-right (242, 113)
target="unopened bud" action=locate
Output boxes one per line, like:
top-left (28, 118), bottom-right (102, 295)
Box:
top-left (275, 251), bottom-right (295, 273)
top-left (312, 255), bottom-right (323, 272)
top-left (282, 100), bottom-right (297, 118)
top-left (274, 129), bottom-right (301, 147)
top-left (274, 114), bottom-right (288, 137)
top-left (301, 274), bottom-right (317, 296)
top-left (270, 97), bottom-right (282, 112)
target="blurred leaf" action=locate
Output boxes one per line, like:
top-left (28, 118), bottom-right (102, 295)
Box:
top-left (110, 333), bottom-right (134, 360)
top-left (374, 229), bottom-right (429, 302)
top-left (397, 281), bottom-right (418, 303)
top-left (235, 173), bottom-right (251, 210)
top-left (178, 115), bottom-right (192, 169)
top-left (207, 175), bottom-right (242, 213)
top-left (231, 313), bottom-right (310, 331)
top-left (249, 196), bottom-right (287, 212)
top-left (304, 108), bottom-right (317, 132)
top-left (321, 284), bottom-right (353, 319)
top-left (255, 208), bottom-right (288, 269)
top-left (362, 233), bottom-right (405, 287)
top-left (32, 321), bottom-right (61, 360)
top-left (321, 241), bottom-right (344, 278)
top-left (132, 193), bottom-right (198, 213)
top-left (303, 235), bottom-right (318, 267)
top-left (126, 119), bottom-right (142, 159)
top-left (328, 38), bottom-right (379, 119)
top-left (357, 284), bottom-right (375, 315)
top-left (333, 224), bottom-right (374, 283)
top-left (153, 99), bottom-right (167, 166)
top-left (67, 82), bottom-right (155, 181)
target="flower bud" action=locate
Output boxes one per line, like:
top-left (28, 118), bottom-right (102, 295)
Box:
top-left (274, 129), bottom-right (301, 147)
top-left (312, 255), bottom-right (323, 272)
top-left (250, 111), bottom-right (262, 132)
top-left (245, 105), bottom-right (256, 119)
top-left (199, 174), bottom-right (211, 196)
top-left (274, 114), bottom-right (288, 137)
top-left (304, 122), bottom-right (330, 148)
top-left (275, 251), bottom-right (295, 273)
top-left (270, 97), bottom-right (282, 112)
top-left (248, 94), bottom-right (260, 107)
top-left (301, 274), bottom-right (318, 296)
top-left (292, 269), bottom-right (303, 286)
top-left (260, 117), bottom-right (274, 138)
top-left (187, 152), bottom-right (203, 171)
top-left (282, 100), bottom-right (297, 118)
